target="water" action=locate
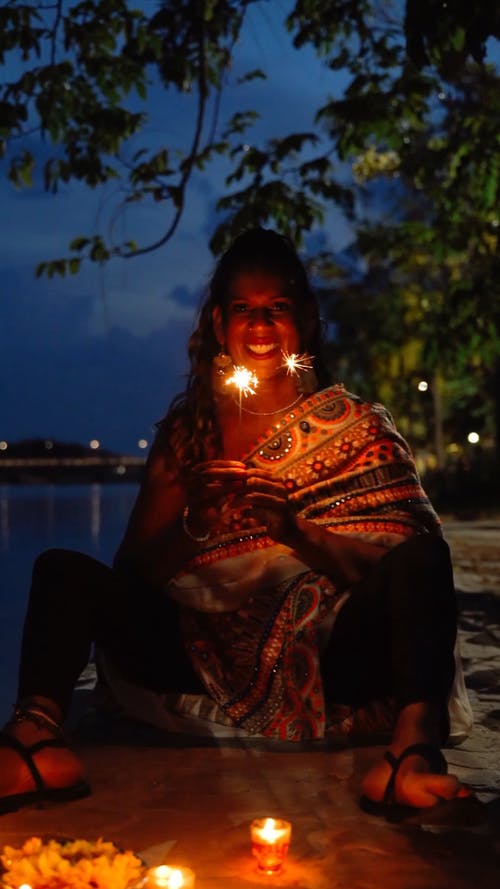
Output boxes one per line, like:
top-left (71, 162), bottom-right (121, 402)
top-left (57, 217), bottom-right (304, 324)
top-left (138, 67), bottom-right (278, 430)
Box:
top-left (0, 483), bottom-right (139, 723)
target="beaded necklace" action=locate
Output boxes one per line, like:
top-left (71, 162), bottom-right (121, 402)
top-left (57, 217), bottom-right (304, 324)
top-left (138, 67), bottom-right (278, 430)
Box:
top-left (234, 392), bottom-right (304, 417)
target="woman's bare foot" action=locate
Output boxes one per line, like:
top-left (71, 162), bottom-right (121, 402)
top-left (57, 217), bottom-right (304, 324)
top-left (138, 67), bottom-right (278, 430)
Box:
top-left (361, 701), bottom-right (472, 809)
top-left (0, 700), bottom-right (87, 804)
top-left (361, 748), bottom-right (471, 808)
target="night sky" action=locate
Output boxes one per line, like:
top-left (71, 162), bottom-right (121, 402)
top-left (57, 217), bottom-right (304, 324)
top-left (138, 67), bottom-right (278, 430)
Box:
top-left (1, 4), bottom-right (352, 455)
top-left (3, 5), bottom-right (498, 455)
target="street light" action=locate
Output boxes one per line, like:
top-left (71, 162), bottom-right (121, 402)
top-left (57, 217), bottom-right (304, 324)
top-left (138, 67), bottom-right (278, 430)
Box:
top-left (417, 380), bottom-right (429, 392)
top-left (467, 432), bottom-right (480, 445)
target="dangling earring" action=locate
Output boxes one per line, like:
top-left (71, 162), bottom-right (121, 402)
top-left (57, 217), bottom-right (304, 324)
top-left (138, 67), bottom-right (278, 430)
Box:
top-left (296, 363), bottom-right (318, 394)
top-left (212, 349), bottom-right (233, 394)
top-left (281, 351), bottom-right (318, 395)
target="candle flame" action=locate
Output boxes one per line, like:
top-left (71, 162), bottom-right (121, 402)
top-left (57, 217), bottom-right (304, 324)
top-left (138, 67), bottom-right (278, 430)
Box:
top-left (149, 865), bottom-right (184, 888)
top-left (281, 351), bottom-right (314, 375)
top-left (168, 870), bottom-right (184, 889)
top-left (225, 365), bottom-right (259, 397)
top-left (261, 818), bottom-right (281, 842)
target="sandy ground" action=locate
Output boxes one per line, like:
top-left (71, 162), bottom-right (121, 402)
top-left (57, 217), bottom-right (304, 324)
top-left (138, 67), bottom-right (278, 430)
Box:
top-left (0, 519), bottom-right (499, 888)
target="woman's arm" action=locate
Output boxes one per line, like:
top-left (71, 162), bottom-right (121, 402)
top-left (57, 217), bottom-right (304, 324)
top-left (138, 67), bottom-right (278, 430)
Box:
top-left (114, 447), bottom-right (249, 587)
top-left (278, 516), bottom-right (389, 589)
top-left (240, 469), bottom-right (390, 590)
top-left (113, 439), bottom-right (197, 586)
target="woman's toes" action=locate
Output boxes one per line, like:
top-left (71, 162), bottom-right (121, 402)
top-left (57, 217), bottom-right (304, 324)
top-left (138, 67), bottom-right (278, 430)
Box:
top-left (400, 771), bottom-right (467, 807)
top-left (361, 753), bottom-right (473, 810)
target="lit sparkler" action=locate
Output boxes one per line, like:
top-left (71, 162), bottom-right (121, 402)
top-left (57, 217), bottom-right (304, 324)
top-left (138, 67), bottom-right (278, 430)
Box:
top-left (225, 366), bottom-right (258, 447)
top-left (225, 365), bottom-right (259, 398)
top-left (281, 351), bottom-right (314, 376)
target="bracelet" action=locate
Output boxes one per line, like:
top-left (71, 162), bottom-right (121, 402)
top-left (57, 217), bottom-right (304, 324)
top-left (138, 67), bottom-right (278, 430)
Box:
top-left (182, 504), bottom-right (210, 543)
top-left (12, 705), bottom-right (62, 735)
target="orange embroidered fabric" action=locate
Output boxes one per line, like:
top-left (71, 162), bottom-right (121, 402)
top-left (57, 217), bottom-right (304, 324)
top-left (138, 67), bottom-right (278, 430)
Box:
top-left (176, 386), bottom-right (441, 740)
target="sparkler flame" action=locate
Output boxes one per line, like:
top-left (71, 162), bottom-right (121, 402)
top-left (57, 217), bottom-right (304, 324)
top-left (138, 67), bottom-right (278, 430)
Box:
top-left (281, 351), bottom-right (314, 375)
top-left (225, 365), bottom-right (259, 398)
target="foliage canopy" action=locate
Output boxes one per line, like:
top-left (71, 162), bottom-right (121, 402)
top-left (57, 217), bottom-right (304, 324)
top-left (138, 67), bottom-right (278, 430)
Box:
top-left (1, 0), bottom-right (500, 460)
top-left (1, 0), bottom-right (499, 272)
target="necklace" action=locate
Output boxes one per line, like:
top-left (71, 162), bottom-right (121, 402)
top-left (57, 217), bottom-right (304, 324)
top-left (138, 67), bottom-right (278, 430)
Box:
top-left (235, 392), bottom-right (304, 417)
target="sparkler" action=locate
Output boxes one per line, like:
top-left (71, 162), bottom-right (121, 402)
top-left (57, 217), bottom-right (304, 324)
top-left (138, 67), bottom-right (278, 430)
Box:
top-left (225, 365), bottom-right (259, 398)
top-left (281, 351), bottom-right (314, 376)
top-left (224, 366), bottom-right (259, 442)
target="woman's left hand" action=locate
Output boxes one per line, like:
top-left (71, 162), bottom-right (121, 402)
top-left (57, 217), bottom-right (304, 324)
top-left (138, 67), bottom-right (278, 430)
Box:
top-left (236, 469), bottom-right (297, 543)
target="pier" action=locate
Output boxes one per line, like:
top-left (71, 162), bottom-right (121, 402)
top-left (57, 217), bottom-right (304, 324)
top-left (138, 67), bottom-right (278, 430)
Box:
top-left (0, 455), bottom-right (146, 484)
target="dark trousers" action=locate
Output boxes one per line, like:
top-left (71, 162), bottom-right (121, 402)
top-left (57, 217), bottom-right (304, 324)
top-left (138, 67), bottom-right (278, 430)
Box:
top-left (17, 549), bottom-right (204, 714)
top-left (17, 535), bottom-right (457, 725)
top-left (322, 533), bottom-right (457, 723)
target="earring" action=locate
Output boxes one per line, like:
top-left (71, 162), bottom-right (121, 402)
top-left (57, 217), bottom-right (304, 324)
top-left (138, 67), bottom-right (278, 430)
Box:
top-left (213, 350), bottom-right (232, 373)
top-left (296, 364), bottom-right (318, 394)
top-left (282, 351), bottom-right (318, 395)
top-left (212, 349), bottom-right (233, 394)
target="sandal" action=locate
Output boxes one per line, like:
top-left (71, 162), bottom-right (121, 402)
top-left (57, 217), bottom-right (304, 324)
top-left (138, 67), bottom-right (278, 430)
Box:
top-left (359, 742), bottom-right (449, 821)
top-left (0, 731), bottom-right (90, 816)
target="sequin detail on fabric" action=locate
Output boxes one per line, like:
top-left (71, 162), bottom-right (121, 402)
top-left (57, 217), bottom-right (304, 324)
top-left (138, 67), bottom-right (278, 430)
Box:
top-left (181, 571), bottom-right (338, 740)
top-left (174, 385), bottom-right (441, 739)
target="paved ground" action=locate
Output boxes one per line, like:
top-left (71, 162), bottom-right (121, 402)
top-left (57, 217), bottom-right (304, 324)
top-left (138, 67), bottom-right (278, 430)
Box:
top-left (1, 520), bottom-right (499, 888)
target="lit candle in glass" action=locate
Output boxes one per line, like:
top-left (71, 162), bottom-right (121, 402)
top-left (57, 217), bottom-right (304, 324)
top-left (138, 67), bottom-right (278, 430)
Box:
top-left (143, 865), bottom-right (195, 888)
top-left (250, 817), bottom-right (292, 874)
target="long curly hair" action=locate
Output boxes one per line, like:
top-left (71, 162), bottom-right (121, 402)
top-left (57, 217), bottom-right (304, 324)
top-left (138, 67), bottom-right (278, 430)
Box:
top-left (157, 228), bottom-right (330, 475)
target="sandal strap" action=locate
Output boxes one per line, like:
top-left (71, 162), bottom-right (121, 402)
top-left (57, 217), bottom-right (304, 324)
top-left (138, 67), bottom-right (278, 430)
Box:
top-left (0, 731), bottom-right (45, 793)
top-left (0, 732), bottom-right (68, 795)
top-left (382, 743), bottom-right (448, 804)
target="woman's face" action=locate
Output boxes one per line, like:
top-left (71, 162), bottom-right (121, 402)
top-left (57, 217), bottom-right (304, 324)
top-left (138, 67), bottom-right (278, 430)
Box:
top-left (213, 270), bottom-right (302, 381)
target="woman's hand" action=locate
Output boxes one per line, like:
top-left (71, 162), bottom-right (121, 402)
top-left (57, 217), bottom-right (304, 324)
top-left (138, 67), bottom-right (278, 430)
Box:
top-left (187, 460), bottom-right (248, 534)
top-left (187, 462), bottom-right (295, 542)
top-left (237, 468), bottom-right (296, 543)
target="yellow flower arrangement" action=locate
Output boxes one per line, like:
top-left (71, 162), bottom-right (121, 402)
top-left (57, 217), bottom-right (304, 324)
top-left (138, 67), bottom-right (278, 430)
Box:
top-left (1, 836), bottom-right (144, 889)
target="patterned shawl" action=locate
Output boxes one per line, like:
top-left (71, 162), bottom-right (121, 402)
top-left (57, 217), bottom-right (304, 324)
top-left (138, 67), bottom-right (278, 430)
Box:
top-left (168, 385), bottom-right (441, 741)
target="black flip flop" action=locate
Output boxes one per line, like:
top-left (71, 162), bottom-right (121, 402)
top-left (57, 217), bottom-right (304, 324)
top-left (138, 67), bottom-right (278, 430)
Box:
top-left (359, 742), bottom-right (449, 822)
top-left (0, 731), bottom-right (90, 815)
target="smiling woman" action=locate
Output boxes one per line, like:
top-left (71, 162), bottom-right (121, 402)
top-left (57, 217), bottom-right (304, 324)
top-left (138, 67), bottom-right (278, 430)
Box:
top-left (0, 228), bottom-right (473, 820)
top-left (215, 272), bottom-right (301, 385)
top-left (158, 228), bottom-right (329, 464)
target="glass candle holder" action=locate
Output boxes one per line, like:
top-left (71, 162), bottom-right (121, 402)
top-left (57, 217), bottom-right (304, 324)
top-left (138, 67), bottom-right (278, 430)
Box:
top-left (143, 865), bottom-right (195, 888)
top-left (250, 817), bottom-right (292, 874)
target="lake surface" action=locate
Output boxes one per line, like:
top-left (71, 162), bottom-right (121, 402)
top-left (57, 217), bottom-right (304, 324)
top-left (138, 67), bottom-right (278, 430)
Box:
top-left (0, 483), bottom-right (138, 723)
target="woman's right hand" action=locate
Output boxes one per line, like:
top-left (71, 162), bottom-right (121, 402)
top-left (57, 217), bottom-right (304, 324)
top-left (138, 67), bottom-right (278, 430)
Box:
top-left (186, 460), bottom-right (248, 533)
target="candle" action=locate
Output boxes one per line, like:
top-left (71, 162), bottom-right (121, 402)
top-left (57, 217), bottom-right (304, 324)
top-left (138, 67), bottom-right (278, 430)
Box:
top-left (250, 817), bottom-right (292, 874)
top-left (143, 865), bottom-right (195, 888)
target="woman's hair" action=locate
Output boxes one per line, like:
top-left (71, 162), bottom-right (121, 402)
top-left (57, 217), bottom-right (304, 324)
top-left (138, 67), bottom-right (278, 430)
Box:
top-left (157, 227), bottom-right (330, 474)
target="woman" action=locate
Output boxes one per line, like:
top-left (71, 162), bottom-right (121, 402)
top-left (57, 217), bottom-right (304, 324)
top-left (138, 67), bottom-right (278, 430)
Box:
top-left (0, 228), bottom-right (472, 816)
